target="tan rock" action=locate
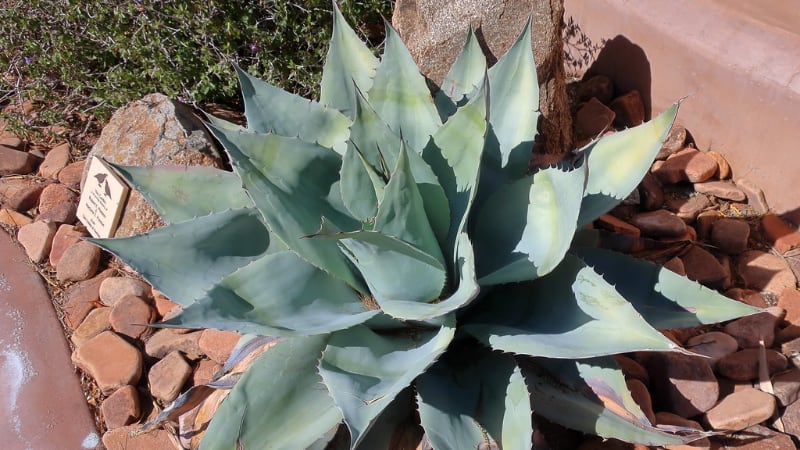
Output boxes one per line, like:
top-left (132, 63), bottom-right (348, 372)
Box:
top-left (5, 179), bottom-right (49, 212)
top-left (148, 351), bottom-right (192, 403)
top-left (772, 368), bottom-right (800, 407)
top-left (56, 240), bottom-right (101, 282)
top-left (714, 425), bottom-right (795, 449)
top-left (738, 250), bottom-right (797, 295)
top-left (193, 359), bottom-right (222, 387)
top-left (57, 160), bottom-right (85, 189)
top-left (704, 387), bottom-right (775, 431)
top-left (706, 150), bottom-right (731, 179)
top-left (49, 224), bottom-right (88, 266)
top-left (761, 213), bottom-right (800, 254)
top-left (100, 384), bottom-right (141, 430)
top-left (145, 329), bottom-right (204, 359)
top-left (62, 269), bottom-right (115, 329)
top-left (716, 348), bottom-right (787, 381)
top-left (99, 276), bottom-right (151, 306)
top-left (71, 331), bottom-right (143, 395)
top-left (16, 220), bottom-right (57, 262)
top-left (36, 183), bottom-right (77, 223)
top-left (654, 148), bottom-right (718, 184)
top-left (109, 295), bottom-right (155, 339)
top-left (736, 178), bottom-right (769, 214)
top-left (693, 180), bottom-right (744, 201)
top-left (198, 329), bottom-right (241, 365)
top-left (38, 142), bottom-right (71, 179)
top-left (0, 145), bottom-right (39, 175)
top-left (0, 208), bottom-right (32, 227)
top-left (70, 307), bottom-right (111, 347)
top-left (102, 425), bottom-right (180, 450)
top-left (723, 309), bottom-right (781, 349)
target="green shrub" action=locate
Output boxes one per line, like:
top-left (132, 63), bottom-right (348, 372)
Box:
top-left (0, 0), bottom-right (391, 121)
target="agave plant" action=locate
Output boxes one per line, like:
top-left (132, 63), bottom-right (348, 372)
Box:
top-left (91, 5), bottom-right (758, 449)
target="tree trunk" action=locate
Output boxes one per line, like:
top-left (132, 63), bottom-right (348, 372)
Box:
top-left (392, 0), bottom-right (572, 155)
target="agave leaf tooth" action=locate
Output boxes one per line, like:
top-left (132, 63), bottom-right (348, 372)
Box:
top-left (375, 143), bottom-right (444, 266)
top-left (571, 247), bottom-right (760, 329)
top-left (199, 335), bottom-right (342, 450)
top-left (341, 144), bottom-right (383, 221)
top-left (475, 163), bottom-right (586, 286)
top-left (577, 103), bottom-right (679, 227)
top-left (234, 65), bottom-right (351, 154)
top-left (368, 20), bottom-right (441, 153)
top-left (88, 208), bottom-right (269, 307)
top-left (320, 2), bottom-right (379, 119)
top-left (441, 26), bottom-right (487, 104)
top-left (423, 78), bottom-right (489, 261)
top-left (485, 17), bottom-right (539, 179)
top-left (523, 357), bottom-right (713, 446)
top-left (112, 164), bottom-right (252, 224)
top-left (163, 251), bottom-right (377, 335)
top-left (318, 318), bottom-right (456, 449)
top-left (209, 124), bottom-right (369, 294)
top-left (463, 255), bottom-right (685, 358)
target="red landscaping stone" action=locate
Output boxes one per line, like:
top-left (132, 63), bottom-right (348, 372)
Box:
top-left (706, 150), bottom-right (732, 179)
top-left (0, 135), bottom-right (23, 150)
top-left (148, 350), bottom-right (192, 403)
top-left (695, 210), bottom-right (720, 240)
top-left (772, 368), bottom-right (800, 407)
top-left (0, 208), bottom-right (32, 227)
top-left (578, 438), bottom-right (649, 450)
top-left (153, 289), bottom-right (181, 317)
top-left (710, 218), bottom-right (750, 254)
top-left (199, 329), bottom-right (241, 365)
top-left (193, 358), bottom-right (222, 387)
top-left (613, 355), bottom-right (649, 385)
top-left (56, 240), bottom-right (101, 282)
top-left (36, 183), bottom-right (78, 224)
top-left (16, 220), bottom-right (57, 262)
top-left (629, 209), bottom-right (686, 238)
top-left (576, 74), bottom-right (614, 104)
top-left (761, 213), bottom-right (800, 254)
top-left (724, 287), bottom-right (769, 308)
top-left (62, 268), bottom-right (115, 329)
top-left (665, 193), bottom-right (711, 223)
top-left (714, 425), bottom-right (795, 449)
top-left (654, 148), bottom-right (718, 184)
top-left (704, 387), bottom-right (776, 432)
top-left (49, 223), bottom-right (88, 266)
top-left (0, 145), bottom-right (39, 175)
top-left (716, 348), bottom-right (787, 381)
top-left (737, 250), bottom-right (797, 295)
top-left (38, 142), bottom-right (71, 179)
top-left (638, 172), bottom-right (664, 211)
top-left (71, 330), bottom-right (143, 395)
top-left (99, 276), bottom-right (151, 306)
top-left (102, 426), bottom-right (179, 450)
top-left (646, 352), bottom-right (718, 418)
top-left (145, 329), bottom-right (204, 359)
top-left (663, 256), bottom-right (686, 276)
top-left (693, 180), bottom-right (745, 201)
top-left (723, 308), bottom-right (782, 349)
top-left (57, 160), bottom-right (85, 188)
top-left (595, 214), bottom-right (641, 236)
top-left (609, 90), bottom-right (644, 127)
top-left (654, 412), bottom-right (709, 450)
top-left (109, 295), bottom-right (155, 339)
top-left (685, 331), bottom-right (739, 369)
top-left (70, 306), bottom-right (111, 348)
top-left (625, 378), bottom-right (655, 425)
top-left (574, 97), bottom-right (615, 139)
top-left (100, 384), bottom-right (141, 430)
top-left (736, 177), bottom-right (769, 214)
top-left (5, 180), bottom-right (50, 212)
top-left (656, 126), bottom-right (688, 160)
top-left (681, 245), bottom-right (727, 289)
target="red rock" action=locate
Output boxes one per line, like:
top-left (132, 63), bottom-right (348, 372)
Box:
top-left (685, 331), bottom-right (739, 369)
top-left (695, 210), bottom-right (721, 241)
top-left (723, 309), bottom-right (781, 349)
top-left (575, 97), bottom-right (615, 139)
top-left (647, 352), bottom-right (719, 418)
top-left (725, 288), bottom-right (769, 308)
top-left (654, 148), bottom-right (718, 184)
top-left (99, 276), bottom-right (151, 306)
top-left (782, 397), bottom-right (800, 442)
top-left (682, 245), bottom-right (727, 289)
top-left (781, 336), bottom-right (800, 357)
top-left (736, 178), bottom-right (769, 214)
top-left (145, 329), bottom-right (204, 359)
top-left (704, 387), bottom-right (775, 431)
top-left (717, 253), bottom-right (733, 291)
top-left (626, 378), bottom-right (655, 425)
top-left (70, 307), bottom-right (111, 347)
top-left (5, 180), bottom-right (50, 212)
top-left (16, 220), bottom-right (57, 262)
top-left (101, 384), bottom-right (141, 430)
top-left (38, 142), bottom-right (71, 179)
top-left (714, 425), bottom-right (795, 449)
top-left (665, 193), bottom-right (711, 223)
top-left (614, 355), bottom-right (649, 385)
top-left (655, 412), bottom-right (709, 450)
top-left (656, 126), bottom-right (688, 160)
top-left (638, 172), bottom-right (664, 211)
top-left (0, 145), bottom-right (39, 175)
top-left (36, 183), bottom-right (78, 223)
top-left (609, 90), bottom-right (645, 127)
top-left (772, 368), bottom-right (800, 407)
top-left (577, 437), bottom-right (648, 450)
top-left (56, 240), bottom-right (101, 282)
top-left (193, 359), bottom-right (222, 387)
top-left (71, 331), bottom-right (143, 395)
top-left (153, 290), bottom-right (181, 317)
top-left (198, 329), bottom-right (241, 365)
top-left (693, 180), bottom-right (745, 201)
top-left (109, 295), bottom-right (155, 339)
top-left (710, 218), bottom-right (750, 255)
top-left (596, 214), bottom-right (640, 236)
top-left (48, 224), bottom-right (88, 266)
top-left (630, 209), bottom-right (686, 238)
top-left (577, 74), bottom-right (614, 104)
top-left (662, 257), bottom-right (686, 276)
top-left (102, 425), bottom-right (179, 450)
top-left (705, 150), bottom-right (731, 179)
top-left (0, 135), bottom-right (23, 150)
top-left (62, 269), bottom-right (115, 329)
top-left (0, 208), bottom-right (32, 227)
top-left (148, 351), bottom-right (192, 403)
top-left (761, 214), bottom-right (800, 254)
top-left (57, 160), bottom-right (85, 188)
top-left (36, 201), bottom-right (78, 224)
top-left (738, 250), bottom-right (797, 295)
top-left (716, 348), bottom-right (787, 381)
top-left (778, 288), bottom-right (800, 329)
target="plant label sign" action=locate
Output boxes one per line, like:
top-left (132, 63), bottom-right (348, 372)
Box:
top-left (77, 157), bottom-right (129, 238)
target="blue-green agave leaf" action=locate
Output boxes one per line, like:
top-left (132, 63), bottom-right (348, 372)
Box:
top-left (375, 144), bottom-right (445, 266)
top-left (340, 144), bottom-right (384, 221)
top-left (204, 113), bottom-right (245, 132)
top-left (209, 125), bottom-right (367, 293)
top-left (200, 335), bottom-right (342, 450)
top-left (163, 251), bottom-right (377, 335)
top-left (318, 319), bottom-right (456, 449)
top-left (524, 357), bottom-right (712, 445)
top-left (463, 255), bottom-right (683, 358)
top-left (485, 19), bottom-right (538, 180)
top-left (417, 349), bottom-right (531, 450)
top-left (440, 26), bottom-right (487, 104)
top-left (355, 388), bottom-right (421, 450)
top-left (88, 209), bottom-right (268, 306)
top-left (475, 163), bottom-right (586, 286)
top-left (423, 80), bottom-right (488, 260)
top-left (320, 3), bottom-right (379, 119)
top-left (112, 165), bottom-right (252, 224)
top-left (368, 22), bottom-right (441, 153)
top-left (572, 247), bottom-right (760, 329)
top-left (577, 103), bottom-right (679, 227)
top-left (235, 65), bottom-right (350, 154)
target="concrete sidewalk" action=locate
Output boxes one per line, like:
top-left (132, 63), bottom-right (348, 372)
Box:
top-left (0, 229), bottom-right (101, 449)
